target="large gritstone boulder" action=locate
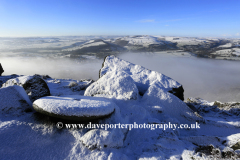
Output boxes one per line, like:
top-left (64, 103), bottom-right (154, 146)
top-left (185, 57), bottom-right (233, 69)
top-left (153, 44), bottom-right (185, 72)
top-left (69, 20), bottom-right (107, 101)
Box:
top-left (84, 70), bottom-right (139, 100)
top-left (32, 95), bottom-right (116, 121)
top-left (142, 82), bottom-right (203, 122)
top-left (99, 55), bottom-right (184, 100)
top-left (2, 75), bottom-right (50, 102)
top-left (0, 85), bottom-right (32, 115)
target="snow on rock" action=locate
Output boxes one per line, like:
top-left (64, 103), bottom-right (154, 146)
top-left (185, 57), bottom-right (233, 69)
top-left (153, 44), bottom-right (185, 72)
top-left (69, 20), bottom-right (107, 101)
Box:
top-left (224, 133), bottom-right (240, 148)
top-left (0, 85), bottom-right (32, 115)
top-left (84, 70), bottom-right (139, 100)
top-left (100, 55), bottom-right (184, 100)
top-left (80, 129), bottom-right (124, 150)
top-left (142, 82), bottom-right (203, 122)
top-left (33, 95), bottom-right (116, 121)
top-left (2, 75), bottom-right (50, 102)
top-left (0, 74), bottom-right (19, 87)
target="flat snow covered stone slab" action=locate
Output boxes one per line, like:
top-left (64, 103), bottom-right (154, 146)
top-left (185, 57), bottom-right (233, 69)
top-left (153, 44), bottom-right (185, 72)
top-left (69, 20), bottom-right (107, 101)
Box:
top-left (33, 95), bottom-right (115, 121)
top-left (100, 55), bottom-right (184, 100)
top-left (2, 75), bottom-right (50, 102)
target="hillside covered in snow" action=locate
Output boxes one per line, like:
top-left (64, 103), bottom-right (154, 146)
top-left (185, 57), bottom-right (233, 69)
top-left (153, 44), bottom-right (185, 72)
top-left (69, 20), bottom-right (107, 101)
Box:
top-left (1, 35), bottom-right (240, 60)
top-left (1, 56), bottom-right (240, 159)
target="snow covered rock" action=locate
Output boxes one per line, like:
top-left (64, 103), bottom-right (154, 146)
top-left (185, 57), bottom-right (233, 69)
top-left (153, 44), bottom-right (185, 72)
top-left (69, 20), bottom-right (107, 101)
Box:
top-left (84, 70), bottom-right (139, 100)
top-left (0, 85), bottom-right (32, 115)
top-left (80, 129), bottom-right (124, 150)
top-left (99, 55), bottom-right (184, 100)
top-left (0, 74), bottom-right (19, 87)
top-left (33, 95), bottom-right (116, 121)
top-left (142, 83), bottom-right (203, 122)
top-left (2, 75), bottom-right (50, 102)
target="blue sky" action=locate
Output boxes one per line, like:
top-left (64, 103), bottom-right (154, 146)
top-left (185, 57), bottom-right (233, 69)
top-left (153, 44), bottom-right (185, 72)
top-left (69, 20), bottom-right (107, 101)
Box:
top-left (0, 0), bottom-right (239, 37)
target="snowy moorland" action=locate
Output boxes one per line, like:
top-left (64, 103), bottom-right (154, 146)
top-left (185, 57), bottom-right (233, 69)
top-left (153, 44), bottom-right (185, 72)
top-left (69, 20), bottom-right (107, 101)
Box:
top-left (1, 56), bottom-right (240, 159)
top-left (1, 35), bottom-right (240, 60)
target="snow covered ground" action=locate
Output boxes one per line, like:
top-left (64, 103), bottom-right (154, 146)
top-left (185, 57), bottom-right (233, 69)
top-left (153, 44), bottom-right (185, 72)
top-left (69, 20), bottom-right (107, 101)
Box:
top-left (1, 35), bottom-right (239, 60)
top-left (218, 43), bottom-right (232, 48)
top-left (1, 56), bottom-right (240, 159)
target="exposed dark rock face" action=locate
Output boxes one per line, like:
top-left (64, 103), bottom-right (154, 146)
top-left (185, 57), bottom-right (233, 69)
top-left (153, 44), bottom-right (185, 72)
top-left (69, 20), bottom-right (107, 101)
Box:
top-left (22, 76), bottom-right (51, 102)
top-left (195, 145), bottom-right (221, 157)
top-left (168, 85), bottom-right (184, 101)
top-left (231, 142), bottom-right (240, 150)
top-left (0, 63), bottom-right (4, 76)
top-left (195, 145), bottom-right (240, 159)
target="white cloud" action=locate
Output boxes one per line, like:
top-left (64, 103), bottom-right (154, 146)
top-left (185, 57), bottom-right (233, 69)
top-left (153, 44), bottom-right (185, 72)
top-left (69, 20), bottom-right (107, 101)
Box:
top-left (136, 19), bottom-right (155, 23)
top-left (236, 33), bottom-right (239, 36)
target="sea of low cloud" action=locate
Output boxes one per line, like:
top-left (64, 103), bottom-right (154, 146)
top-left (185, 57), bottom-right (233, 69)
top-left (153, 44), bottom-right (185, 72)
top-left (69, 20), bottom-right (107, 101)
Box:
top-left (1, 52), bottom-right (240, 102)
top-left (119, 53), bottom-right (240, 103)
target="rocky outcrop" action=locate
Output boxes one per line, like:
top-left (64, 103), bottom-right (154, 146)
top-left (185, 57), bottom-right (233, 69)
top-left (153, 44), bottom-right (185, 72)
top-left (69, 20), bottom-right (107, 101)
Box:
top-left (0, 63), bottom-right (4, 76)
top-left (186, 97), bottom-right (240, 117)
top-left (2, 75), bottom-right (50, 102)
top-left (99, 55), bottom-right (184, 100)
top-left (231, 142), bottom-right (240, 150)
top-left (32, 95), bottom-right (116, 121)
